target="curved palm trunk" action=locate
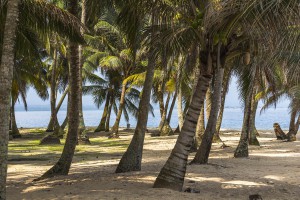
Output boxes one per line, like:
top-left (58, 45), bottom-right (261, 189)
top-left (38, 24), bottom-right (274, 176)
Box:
top-left (287, 107), bottom-right (298, 141)
top-left (0, 0), bottom-right (20, 198)
top-left (234, 87), bottom-right (253, 158)
top-left (167, 91), bottom-right (177, 124)
top-left (10, 97), bottom-right (20, 138)
top-left (111, 83), bottom-right (126, 135)
top-left (193, 104), bottom-right (205, 150)
top-left (191, 67), bottom-right (224, 164)
top-left (95, 92), bottom-right (110, 132)
top-left (153, 72), bottom-right (212, 191)
top-left (215, 68), bottom-right (231, 142)
top-left (249, 94), bottom-right (259, 146)
top-left (105, 95), bottom-right (114, 132)
top-left (46, 86), bottom-right (69, 131)
top-left (37, 0), bottom-right (80, 180)
top-left (159, 92), bottom-right (172, 136)
top-left (115, 45), bottom-right (156, 173)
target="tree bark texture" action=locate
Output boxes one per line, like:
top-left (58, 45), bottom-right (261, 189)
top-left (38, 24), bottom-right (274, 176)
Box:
top-left (191, 67), bottom-right (224, 164)
top-left (95, 92), bottom-right (110, 132)
top-left (111, 83), bottom-right (127, 135)
top-left (115, 46), bottom-right (156, 173)
top-left (36, 0), bottom-right (80, 179)
top-left (153, 73), bottom-right (212, 191)
top-left (234, 88), bottom-right (253, 158)
top-left (0, 0), bottom-right (20, 198)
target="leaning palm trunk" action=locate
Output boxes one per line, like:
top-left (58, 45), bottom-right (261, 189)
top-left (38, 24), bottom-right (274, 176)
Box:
top-left (0, 0), bottom-right (20, 198)
top-left (193, 104), bottom-right (205, 149)
top-left (95, 93), bottom-right (110, 132)
top-left (105, 95), bottom-right (114, 132)
top-left (46, 86), bottom-right (68, 131)
top-left (214, 67), bottom-right (231, 142)
top-left (249, 93), bottom-right (259, 146)
top-left (153, 71), bottom-right (212, 190)
top-left (36, 0), bottom-right (80, 180)
top-left (153, 50), bottom-right (213, 190)
top-left (115, 14), bottom-right (157, 172)
top-left (10, 97), bottom-right (20, 138)
top-left (286, 108), bottom-right (299, 142)
top-left (111, 83), bottom-right (127, 135)
top-left (159, 92), bottom-right (172, 136)
top-left (115, 44), bottom-right (156, 173)
top-left (234, 87), bottom-right (253, 158)
top-left (191, 66), bottom-right (224, 164)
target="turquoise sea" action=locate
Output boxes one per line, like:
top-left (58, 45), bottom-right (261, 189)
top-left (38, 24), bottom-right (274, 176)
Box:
top-left (15, 104), bottom-right (290, 130)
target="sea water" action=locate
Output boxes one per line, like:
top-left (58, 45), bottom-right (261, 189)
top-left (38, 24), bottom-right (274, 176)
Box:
top-left (14, 104), bottom-right (290, 130)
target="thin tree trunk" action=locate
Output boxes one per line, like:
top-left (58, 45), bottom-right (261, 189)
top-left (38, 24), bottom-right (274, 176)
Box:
top-left (115, 14), bottom-right (157, 173)
top-left (10, 97), bottom-right (20, 138)
top-left (177, 83), bottom-right (184, 132)
top-left (215, 68), bottom-right (231, 141)
top-left (159, 92), bottom-right (172, 136)
top-left (47, 86), bottom-right (69, 131)
top-left (194, 104), bottom-right (205, 148)
top-left (287, 107), bottom-right (298, 142)
top-left (249, 92), bottom-right (260, 146)
top-left (111, 83), bottom-right (126, 135)
top-left (167, 91), bottom-right (177, 123)
top-left (95, 93), bottom-right (110, 132)
top-left (191, 65), bottom-right (224, 164)
top-left (105, 94), bottom-right (114, 132)
top-left (0, 0), bottom-right (20, 198)
top-left (234, 87), bottom-right (253, 158)
top-left (78, 0), bottom-right (87, 141)
top-left (153, 51), bottom-right (213, 191)
top-left (36, 0), bottom-right (80, 180)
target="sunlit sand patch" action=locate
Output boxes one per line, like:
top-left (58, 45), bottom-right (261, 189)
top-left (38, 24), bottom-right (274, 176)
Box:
top-left (264, 175), bottom-right (284, 181)
top-left (250, 152), bottom-right (300, 157)
top-left (222, 180), bottom-right (267, 187)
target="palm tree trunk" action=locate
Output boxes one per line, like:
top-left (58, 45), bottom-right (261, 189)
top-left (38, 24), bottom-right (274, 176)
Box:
top-left (234, 87), bottom-right (253, 158)
top-left (193, 104), bottom-right (205, 149)
top-left (159, 92), bottom-right (172, 136)
top-left (46, 86), bottom-right (69, 131)
top-left (95, 92), bottom-right (110, 132)
top-left (0, 0), bottom-right (20, 198)
top-left (167, 91), bottom-right (177, 123)
top-left (153, 50), bottom-right (213, 191)
top-left (37, 0), bottom-right (80, 180)
top-left (115, 15), bottom-right (157, 172)
top-left (287, 107), bottom-right (298, 142)
top-left (111, 83), bottom-right (126, 135)
top-left (78, 0), bottom-right (87, 141)
top-left (177, 83), bottom-right (184, 132)
top-left (215, 68), bottom-right (231, 141)
top-left (10, 97), bottom-right (20, 138)
top-left (249, 92), bottom-right (260, 146)
top-left (105, 94), bottom-right (114, 132)
top-left (191, 66), bottom-right (224, 164)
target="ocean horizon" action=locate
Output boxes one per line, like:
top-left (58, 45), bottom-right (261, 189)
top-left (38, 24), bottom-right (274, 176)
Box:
top-left (14, 104), bottom-right (290, 130)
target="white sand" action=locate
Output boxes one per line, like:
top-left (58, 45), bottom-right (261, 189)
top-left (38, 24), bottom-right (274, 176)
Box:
top-left (7, 130), bottom-right (300, 199)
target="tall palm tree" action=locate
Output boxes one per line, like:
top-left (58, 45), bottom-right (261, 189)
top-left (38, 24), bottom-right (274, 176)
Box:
top-left (154, 0), bottom-right (299, 191)
top-left (0, 0), bottom-right (20, 198)
top-left (37, 0), bottom-right (82, 179)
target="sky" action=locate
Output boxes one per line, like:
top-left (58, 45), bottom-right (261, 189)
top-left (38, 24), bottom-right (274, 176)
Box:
top-left (20, 76), bottom-right (289, 110)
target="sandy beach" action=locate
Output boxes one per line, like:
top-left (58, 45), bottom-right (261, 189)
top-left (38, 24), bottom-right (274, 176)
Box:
top-left (6, 129), bottom-right (300, 200)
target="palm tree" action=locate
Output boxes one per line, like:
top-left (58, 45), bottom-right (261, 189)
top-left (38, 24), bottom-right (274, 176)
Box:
top-left (36, 0), bottom-right (83, 179)
top-left (154, 0), bottom-right (300, 191)
top-left (0, 0), bottom-right (20, 198)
